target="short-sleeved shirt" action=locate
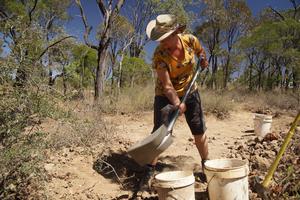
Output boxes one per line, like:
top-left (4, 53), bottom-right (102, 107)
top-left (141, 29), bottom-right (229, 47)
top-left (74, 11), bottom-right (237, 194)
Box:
top-left (152, 33), bottom-right (206, 97)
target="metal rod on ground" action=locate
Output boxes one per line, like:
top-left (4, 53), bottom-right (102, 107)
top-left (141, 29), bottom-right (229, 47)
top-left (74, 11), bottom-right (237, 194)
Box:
top-left (262, 111), bottom-right (300, 188)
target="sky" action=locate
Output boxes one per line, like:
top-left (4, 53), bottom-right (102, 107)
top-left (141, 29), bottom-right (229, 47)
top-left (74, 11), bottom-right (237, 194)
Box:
top-left (1, 0), bottom-right (293, 59)
top-left (65, 0), bottom-right (293, 62)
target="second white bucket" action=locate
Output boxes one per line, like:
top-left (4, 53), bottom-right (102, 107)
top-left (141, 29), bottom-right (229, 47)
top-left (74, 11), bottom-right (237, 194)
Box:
top-left (204, 159), bottom-right (249, 200)
top-left (154, 171), bottom-right (195, 200)
top-left (254, 114), bottom-right (272, 138)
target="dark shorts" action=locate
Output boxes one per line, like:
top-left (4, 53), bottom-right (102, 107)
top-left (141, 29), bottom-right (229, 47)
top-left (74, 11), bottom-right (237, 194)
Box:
top-left (152, 90), bottom-right (206, 135)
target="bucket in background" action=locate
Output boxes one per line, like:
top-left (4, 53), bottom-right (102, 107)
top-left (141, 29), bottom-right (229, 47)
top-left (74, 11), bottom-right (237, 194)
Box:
top-left (254, 114), bottom-right (272, 138)
top-left (154, 171), bottom-right (195, 200)
top-left (204, 159), bottom-right (249, 200)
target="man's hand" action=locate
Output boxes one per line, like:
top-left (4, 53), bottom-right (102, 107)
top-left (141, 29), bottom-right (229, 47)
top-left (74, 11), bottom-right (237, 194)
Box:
top-left (176, 103), bottom-right (186, 115)
top-left (200, 54), bottom-right (209, 69)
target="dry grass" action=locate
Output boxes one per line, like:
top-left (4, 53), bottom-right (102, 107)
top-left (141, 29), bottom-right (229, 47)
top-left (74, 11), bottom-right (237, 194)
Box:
top-left (45, 101), bottom-right (117, 149)
top-left (200, 89), bottom-right (235, 119)
top-left (100, 84), bottom-right (154, 114)
top-left (227, 89), bottom-right (299, 115)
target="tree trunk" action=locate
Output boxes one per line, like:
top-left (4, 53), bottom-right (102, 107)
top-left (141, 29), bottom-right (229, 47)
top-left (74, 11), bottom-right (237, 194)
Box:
top-left (249, 64), bottom-right (253, 91)
top-left (48, 67), bottom-right (54, 86)
top-left (62, 65), bottom-right (67, 95)
top-left (129, 41), bottom-right (142, 57)
top-left (223, 55), bottom-right (230, 89)
top-left (95, 47), bottom-right (108, 99)
top-left (292, 67), bottom-right (299, 91)
top-left (212, 56), bottom-right (218, 89)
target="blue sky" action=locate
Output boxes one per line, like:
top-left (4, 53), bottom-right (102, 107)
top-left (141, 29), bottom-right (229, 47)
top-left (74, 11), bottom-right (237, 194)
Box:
top-left (65, 0), bottom-right (293, 62)
top-left (1, 0), bottom-right (293, 58)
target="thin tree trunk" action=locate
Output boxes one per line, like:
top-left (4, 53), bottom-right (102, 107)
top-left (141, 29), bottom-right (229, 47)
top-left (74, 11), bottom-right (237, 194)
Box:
top-left (249, 64), bottom-right (253, 90)
top-left (117, 53), bottom-right (125, 94)
top-left (223, 55), bottom-right (230, 89)
top-left (95, 47), bottom-right (108, 99)
top-left (62, 65), bottom-right (67, 95)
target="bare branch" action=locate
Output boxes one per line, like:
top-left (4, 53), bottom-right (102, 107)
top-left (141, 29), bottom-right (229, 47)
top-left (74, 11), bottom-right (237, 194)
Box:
top-left (289, 0), bottom-right (300, 19)
top-left (269, 6), bottom-right (285, 20)
top-left (28, 0), bottom-right (38, 23)
top-left (45, 15), bottom-right (56, 31)
top-left (0, 9), bottom-right (8, 18)
top-left (96, 0), bottom-right (107, 16)
top-left (75, 0), bottom-right (98, 50)
top-left (114, 0), bottom-right (125, 14)
top-left (37, 36), bottom-right (76, 60)
top-left (97, 159), bottom-right (124, 189)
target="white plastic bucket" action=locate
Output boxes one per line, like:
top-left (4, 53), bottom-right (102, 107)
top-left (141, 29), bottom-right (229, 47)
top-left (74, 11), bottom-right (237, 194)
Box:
top-left (154, 171), bottom-right (195, 200)
top-left (204, 159), bottom-right (249, 200)
top-left (254, 114), bottom-right (272, 138)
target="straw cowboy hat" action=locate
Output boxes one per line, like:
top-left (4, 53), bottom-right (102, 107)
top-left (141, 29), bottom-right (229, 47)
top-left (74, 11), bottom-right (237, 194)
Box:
top-left (146, 14), bottom-right (186, 41)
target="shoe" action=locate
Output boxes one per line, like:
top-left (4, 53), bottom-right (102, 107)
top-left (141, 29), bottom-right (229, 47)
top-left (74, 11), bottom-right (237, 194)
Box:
top-left (138, 164), bottom-right (156, 191)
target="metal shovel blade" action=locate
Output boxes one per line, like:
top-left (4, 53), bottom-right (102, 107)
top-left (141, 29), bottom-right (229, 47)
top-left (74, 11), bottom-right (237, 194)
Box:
top-left (127, 125), bottom-right (173, 166)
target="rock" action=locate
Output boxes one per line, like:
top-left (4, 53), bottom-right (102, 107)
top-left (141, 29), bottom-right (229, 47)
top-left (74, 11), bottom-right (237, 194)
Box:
top-left (44, 163), bottom-right (55, 172)
top-left (263, 132), bottom-right (280, 141)
top-left (254, 143), bottom-right (263, 149)
top-left (254, 155), bottom-right (271, 170)
top-left (85, 193), bottom-right (94, 199)
top-left (262, 150), bottom-right (276, 158)
top-left (7, 183), bottom-right (16, 192)
top-left (237, 144), bottom-right (246, 150)
top-left (247, 140), bottom-right (257, 147)
top-left (188, 137), bottom-right (193, 142)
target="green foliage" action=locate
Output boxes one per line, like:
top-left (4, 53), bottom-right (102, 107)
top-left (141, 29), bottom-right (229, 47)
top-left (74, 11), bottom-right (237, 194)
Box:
top-left (238, 17), bottom-right (300, 90)
top-left (0, 130), bottom-right (47, 200)
top-left (65, 44), bottom-right (97, 89)
top-left (121, 56), bottom-right (152, 87)
top-left (109, 15), bottom-right (134, 41)
top-left (156, 0), bottom-right (193, 26)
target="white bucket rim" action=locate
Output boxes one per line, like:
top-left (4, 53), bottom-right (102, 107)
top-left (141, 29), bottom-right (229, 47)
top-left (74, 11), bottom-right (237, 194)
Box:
top-left (204, 159), bottom-right (249, 179)
top-left (254, 113), bottom-right (272, 120)
top-left (154, 171), bottom-right (195, 188)
top-left (204, 159), bottom-right (248, 171)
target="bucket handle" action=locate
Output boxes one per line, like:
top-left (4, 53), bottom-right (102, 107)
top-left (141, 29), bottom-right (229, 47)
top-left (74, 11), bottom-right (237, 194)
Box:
top-left (169, 186), bottom-right (189, 200)
top-left (207, 174), bottom-right (216, 188)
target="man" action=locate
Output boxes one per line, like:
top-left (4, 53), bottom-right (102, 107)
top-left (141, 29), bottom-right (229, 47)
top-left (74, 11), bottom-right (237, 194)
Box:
top-left (142, 14), bottom-right (209, 184)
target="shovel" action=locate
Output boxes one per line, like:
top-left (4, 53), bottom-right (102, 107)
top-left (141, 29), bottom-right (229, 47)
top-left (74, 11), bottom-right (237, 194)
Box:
top-left (253, 111), bottom-right (300, 199)
top-left (128, 58), bottom-right (204, 166)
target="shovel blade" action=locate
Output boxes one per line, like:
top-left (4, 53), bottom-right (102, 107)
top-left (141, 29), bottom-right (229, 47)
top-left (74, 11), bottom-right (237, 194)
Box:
top-left (127, 125), bottom-right (173, 166)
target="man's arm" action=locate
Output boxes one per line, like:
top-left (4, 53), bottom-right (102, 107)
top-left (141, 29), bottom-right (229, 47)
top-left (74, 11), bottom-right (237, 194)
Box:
top-left (156, 68), bottom-right (186, 114)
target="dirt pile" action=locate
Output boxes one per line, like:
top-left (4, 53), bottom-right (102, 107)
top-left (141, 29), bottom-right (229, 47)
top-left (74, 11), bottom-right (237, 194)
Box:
top-left (227, 129), bottom-right (300, 199)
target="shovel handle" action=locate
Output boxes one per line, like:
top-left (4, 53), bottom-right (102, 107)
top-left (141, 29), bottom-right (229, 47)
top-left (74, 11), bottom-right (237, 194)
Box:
top-left (167, 58), bottom-right (205, 132)
top-left (262, 111), bottom-right (300, 188)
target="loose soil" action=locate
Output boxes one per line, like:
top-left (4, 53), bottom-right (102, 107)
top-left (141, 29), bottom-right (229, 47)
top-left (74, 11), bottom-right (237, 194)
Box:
top-left (42, 110), bottom-right (295, 199)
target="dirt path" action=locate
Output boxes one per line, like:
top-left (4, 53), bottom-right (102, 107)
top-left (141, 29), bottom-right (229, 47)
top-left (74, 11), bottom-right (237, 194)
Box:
top-left (43, 110), bottom-right (292, 199)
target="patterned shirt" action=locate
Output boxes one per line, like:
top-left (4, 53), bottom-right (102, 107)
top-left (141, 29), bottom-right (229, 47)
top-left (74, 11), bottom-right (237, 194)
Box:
top-left (152, 33), bottom-right (207, 97)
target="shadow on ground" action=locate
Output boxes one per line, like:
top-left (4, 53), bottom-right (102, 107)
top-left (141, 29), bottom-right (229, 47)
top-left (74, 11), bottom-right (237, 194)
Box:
top-left (93, 150), bottom-right (208, 199)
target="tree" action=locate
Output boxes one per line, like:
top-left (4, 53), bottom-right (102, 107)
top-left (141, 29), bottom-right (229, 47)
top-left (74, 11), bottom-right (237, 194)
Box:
top-left (69, 44), bottom-right (97, 92)
top-left (75, 0), bottom-right (125, 99)
top-left (222, 0), bottom-right (251, 88)
top-left (35, 0), bottom-right (72, 86)
top-left (121, 55), bottom-right (152, 87)
top-left (196, 0), bottom-right (226, 89)
top-left (107, 14), bottom-right (134, 94)
top-left (124, 0), bottom-right (194, 58)
top-left (239, 17), bottom-right (300, 91)
top-left (0, 0), bottom-right (74, 87)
